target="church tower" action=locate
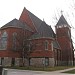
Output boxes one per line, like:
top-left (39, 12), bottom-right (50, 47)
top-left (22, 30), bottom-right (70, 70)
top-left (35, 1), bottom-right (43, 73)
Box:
top-left (55, 15), bottom-right (74, 66)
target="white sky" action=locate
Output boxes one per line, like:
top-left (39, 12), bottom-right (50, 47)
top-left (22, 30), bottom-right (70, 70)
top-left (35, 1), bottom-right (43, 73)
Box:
top-left (0, 0), bottom-right (75, 49)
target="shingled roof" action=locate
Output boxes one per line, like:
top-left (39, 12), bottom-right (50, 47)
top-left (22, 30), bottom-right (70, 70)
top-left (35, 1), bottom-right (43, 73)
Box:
top-left (30, 21), bottom-right (60, 49)
top-left (30, 21), bottom-right (56, 39)
top-left (1, 18), bottom-right (33, 31)
top-left (28, 10), bottom-right (42, 31)
top-left (19, 8), bottom-right (42, 32)
top-left (38, 21), bottom-right (55, 38)
top-left (56, 15), bottom-right (69, 25)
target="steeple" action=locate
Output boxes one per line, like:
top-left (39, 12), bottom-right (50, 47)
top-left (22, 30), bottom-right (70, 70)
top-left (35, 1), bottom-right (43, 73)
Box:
top-left (55, 14), bottom-right (73, 66)
top-left (56, 15), bottom-right (69, 26)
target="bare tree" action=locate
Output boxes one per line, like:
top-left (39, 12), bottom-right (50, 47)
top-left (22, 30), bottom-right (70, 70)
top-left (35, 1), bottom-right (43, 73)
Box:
top-left (12, 29), bottom-right (34, 66)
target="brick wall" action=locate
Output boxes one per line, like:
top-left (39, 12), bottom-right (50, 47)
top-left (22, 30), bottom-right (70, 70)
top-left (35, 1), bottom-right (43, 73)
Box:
top-left (29, 38), bottom-right (54, 58)
top-left (29, 57), bottom-right (55, 67)
top-left (56, 27), bottom-right (74, 66)
top-left (19, 8), bottom-right (36, 32)
top-left (0, 27), bottom-right (33, 58)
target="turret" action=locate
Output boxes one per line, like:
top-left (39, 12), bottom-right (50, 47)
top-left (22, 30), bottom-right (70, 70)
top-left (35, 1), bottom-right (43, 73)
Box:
top-left (55, 15), bottom-right (71, 39)
top-left (55, 15), bottom-right (74, 66)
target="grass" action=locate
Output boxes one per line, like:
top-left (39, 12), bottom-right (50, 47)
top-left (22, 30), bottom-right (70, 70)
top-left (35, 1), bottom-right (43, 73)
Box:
top-left (4, 66), bottom-right (74, 71)
top-left (63, 69), bottom-right (75, 74)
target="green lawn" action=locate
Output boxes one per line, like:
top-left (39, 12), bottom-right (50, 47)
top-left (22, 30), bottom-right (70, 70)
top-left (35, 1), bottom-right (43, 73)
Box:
top-left (63, 69), bottom-right (75, 74)
top-left (4, 66), bottom-right (74, 71)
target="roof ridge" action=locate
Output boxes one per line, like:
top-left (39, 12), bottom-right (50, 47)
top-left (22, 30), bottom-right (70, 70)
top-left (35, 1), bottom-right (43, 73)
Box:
top-left (19, 7), bottom-right (38, 32)
top-left (27, 9), bottom-right (42, 22)
top-left (26, 9), bottom-right (42, 31)
top-left (1, 18), bottom-right (33, 32)
top-left (19, 7), bottom-right (26, 19)
top-left (1, 18), bottom-right (18, 27)
top-left (27, 10), bottom-right (38, 32)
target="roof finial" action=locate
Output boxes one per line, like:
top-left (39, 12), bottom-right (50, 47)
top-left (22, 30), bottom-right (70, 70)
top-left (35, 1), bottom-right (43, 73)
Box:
top-left (43, 18), bottom-right (44, 21)
top-left (61, 10), bottom-right (63, 15)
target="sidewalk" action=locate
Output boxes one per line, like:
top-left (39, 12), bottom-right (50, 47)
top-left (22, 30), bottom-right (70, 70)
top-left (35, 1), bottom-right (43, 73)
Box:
top-left (49, 67), bottom-right (75, 75)
top-left (52, 67), bottom-right (75, 73)
top-left (2, 67), bottom-right (75, 75)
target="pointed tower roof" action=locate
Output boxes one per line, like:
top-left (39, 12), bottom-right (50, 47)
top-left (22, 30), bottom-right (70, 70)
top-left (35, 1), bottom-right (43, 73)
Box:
top-left (56, 15), bottom-right (69, 26)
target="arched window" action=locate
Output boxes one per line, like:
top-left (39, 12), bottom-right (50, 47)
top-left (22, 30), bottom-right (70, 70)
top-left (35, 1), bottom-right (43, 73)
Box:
top-left (51, 41), bottom-right (53, 51)
top-left (0, 31), bottom-right (8, 50)
top-left (44, 40), bottom-right (48, 50)
top-left (28, 42), bottom-right (33, 51)
top-left (12, 32), bottom-right (17, 50)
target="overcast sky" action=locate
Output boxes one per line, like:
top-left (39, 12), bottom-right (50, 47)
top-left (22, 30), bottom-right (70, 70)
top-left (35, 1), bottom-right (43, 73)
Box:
top-left (0, 0), bottom-right (75, 48)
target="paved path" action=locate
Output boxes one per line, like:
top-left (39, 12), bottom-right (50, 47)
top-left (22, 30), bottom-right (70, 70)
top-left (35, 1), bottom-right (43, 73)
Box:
top-left (2, 67), bottom-right (75, 75)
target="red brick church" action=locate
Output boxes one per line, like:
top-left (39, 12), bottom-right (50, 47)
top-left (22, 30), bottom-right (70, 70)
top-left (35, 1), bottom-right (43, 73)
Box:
top-left (0, 7), bottom-right (74, 67)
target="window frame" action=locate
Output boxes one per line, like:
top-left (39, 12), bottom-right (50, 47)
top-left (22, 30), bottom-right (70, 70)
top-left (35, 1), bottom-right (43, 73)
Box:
top-left (45, 57), bottom-right (49, 66)
top-left (44, 40), bottom-right (48, 50)
top-left (0, 31), bottom-right (8, 50)
top-left (12, 32), bottom-right (17, 50)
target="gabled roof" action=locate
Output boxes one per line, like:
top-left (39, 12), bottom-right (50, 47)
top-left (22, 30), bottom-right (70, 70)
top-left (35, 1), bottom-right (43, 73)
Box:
top-left (56, 15), bottom-right (69, 26)
top-left (30, 21), bottom-right (56, 39)
top-left (1, 18), bottom-right (33, 31)
top-left (19, 7), bottom-right (42, 32)
top-left (28, 10), bottom-right (42, 31)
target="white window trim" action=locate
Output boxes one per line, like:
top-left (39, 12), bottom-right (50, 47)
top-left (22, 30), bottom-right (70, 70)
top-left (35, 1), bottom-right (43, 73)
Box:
top-left (45, 40), bottom-right (48, 50)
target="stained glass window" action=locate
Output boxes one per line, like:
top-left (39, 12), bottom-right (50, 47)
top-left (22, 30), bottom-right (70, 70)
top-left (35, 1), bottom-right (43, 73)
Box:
top-left (44, 40), bottom-right (48, 50)
top-left (12, 32), bottom-right (17, 50)
top-left (0, 31), bottom-right (8, 50)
